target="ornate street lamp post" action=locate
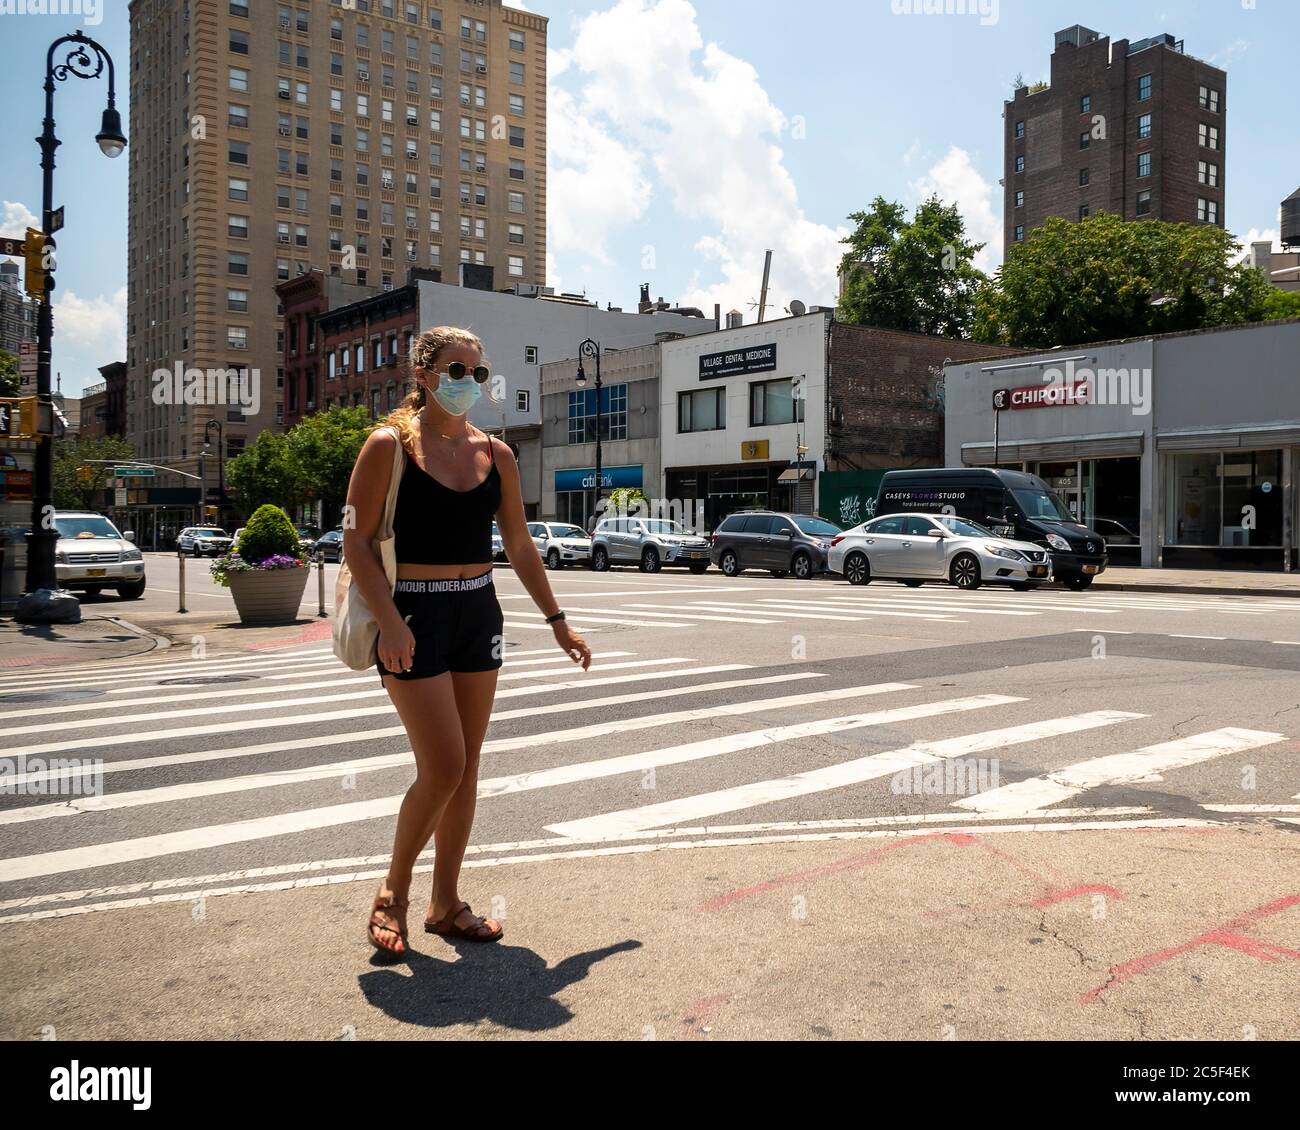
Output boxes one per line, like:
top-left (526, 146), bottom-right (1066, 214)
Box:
top-left (575, 338), bottom-right (603, 528)
top-left (18, 32), bottom-right (127, 622)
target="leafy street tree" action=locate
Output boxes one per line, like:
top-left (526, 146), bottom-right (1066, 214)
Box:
top-left (974, 213), bottom-right (1271, 348)
top-left (52, 435), bottom-right (136, 510)
top-left (0, 350), bottom-right (20, 399)
top-left (225, 429), bottom-right (303, 523)
top-left (1262, 287), bottom-right (1300, 321)
top-left (284, 406), bottom-right (371, 528)
top-left (837, 195), bottom-right (987, 340)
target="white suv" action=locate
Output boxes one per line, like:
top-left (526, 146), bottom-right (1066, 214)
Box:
top-left (53, 511), bottom-right (147, 600)
top-left (528, 521), bottom-right (592, 570)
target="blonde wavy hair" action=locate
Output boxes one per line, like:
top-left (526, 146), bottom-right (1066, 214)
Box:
top-left (382, 325), bottom-right (485, 453)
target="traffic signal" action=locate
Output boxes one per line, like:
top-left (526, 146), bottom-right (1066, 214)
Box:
top-left (0, 397), bottom-right (38, 438)
top-left (23, 228), bottom-right (47, 300)
top-left (77, 464), bottom-right (94, 483)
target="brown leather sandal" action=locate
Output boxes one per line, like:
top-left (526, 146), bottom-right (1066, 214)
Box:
top-left (425, 901), bottom-right (503, 942)
top-left (367, 886), bottom-right (410, 957)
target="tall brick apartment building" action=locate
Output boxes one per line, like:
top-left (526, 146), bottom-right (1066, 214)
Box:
top-left (1004, 25), bottom-right (1226, 250)
top-left (123, 0), bottom-right (548, 518)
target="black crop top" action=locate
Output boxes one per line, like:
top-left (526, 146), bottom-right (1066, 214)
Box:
top-left (392, 439), bottom-right (502, 565)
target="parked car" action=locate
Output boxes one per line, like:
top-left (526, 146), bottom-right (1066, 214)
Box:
top-left (528, 521), bottom-right (592, 570)
top-left (491, 521), bottom-right (506, 562)
top-left (177, 526), bottom-right (233, 557)
top-left (590, 516), bottom-right (711, 573)
top-left (295, 525), bottom-right (321, 555)
top-left (310, 528), bottom-right (345, 563)
top-left (828, 512), bottom-right (1053, 591)
top-left (874, 467), bottom-right (1107, 590)
top-left (231, 527), bottom-right (247, 550)
top-left (52, 511), bottom-right (147, 600)
top-left (711, 511), bottom-right (843, 580)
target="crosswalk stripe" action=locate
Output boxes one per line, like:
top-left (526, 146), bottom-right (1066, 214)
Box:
top-left (823, 596), bottom-right (1041, 618)
top-left (0, 653), bottom-right (344, 693)
top-left (952, 727), bottom-right (1285, 815)
top-left (753, 599), bottom-right (960, 623)
top-left (0, 682), bottom-right (912, 824)
top-left (557, 605), bottom-right (781, 626)
top-left (631, 602), bottom-right (870, 623)
top-left (0, 692), bottom-right (1019, 883)
top-left (0, 657), bottom-right (698, 732)
top-left (1, 663), bottom-right (753, 757)
top-left (0, 645), bottom-right (335, 686)
top-left (543, 710), bottom-right (1142, 840)
top-left (7, 673), bottom-right (821, 787)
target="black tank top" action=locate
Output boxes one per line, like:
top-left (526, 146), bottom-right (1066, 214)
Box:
top-left (393, 436), bottom-right (502, 565)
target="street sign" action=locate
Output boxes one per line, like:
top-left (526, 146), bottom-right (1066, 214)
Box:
top-left (114, 467), bottom-right (156, 478)
top-left (48, 207), bottom-right (65, 234)
top-left (0, 237), bottom-right (25, 257)
top-left (115, 488), bottom-right (127, 506)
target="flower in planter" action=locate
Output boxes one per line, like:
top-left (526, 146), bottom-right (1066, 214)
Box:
top-left (211, 504), bottom-right (307, 588)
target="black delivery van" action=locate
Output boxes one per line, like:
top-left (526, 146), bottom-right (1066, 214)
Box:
top-left (874, 468), bottom-right (1108, 590)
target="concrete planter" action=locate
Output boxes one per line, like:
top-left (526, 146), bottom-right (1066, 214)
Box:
top-left (227, 565), bottom-right (310, 625)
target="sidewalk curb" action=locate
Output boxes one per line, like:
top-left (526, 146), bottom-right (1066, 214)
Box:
top-left (1092, 582), bottom-right (1298, 598)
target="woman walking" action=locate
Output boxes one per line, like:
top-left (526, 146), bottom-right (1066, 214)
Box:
top-left (344, 326), bottom-right (592, 958)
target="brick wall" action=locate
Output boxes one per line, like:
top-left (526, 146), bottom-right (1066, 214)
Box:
top-left (827, 323), bottom-right (1022, 471)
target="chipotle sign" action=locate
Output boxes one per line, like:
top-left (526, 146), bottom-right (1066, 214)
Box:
top-left (995, 381), bottom-right (1092, 410)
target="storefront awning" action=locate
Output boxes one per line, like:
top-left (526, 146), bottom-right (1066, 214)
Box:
top-left (962, 432), bottom-right (1144, 465)
top-left (1156, 425), bottom-right (1300, 452)
top-left (778, 467), bottom-right (816, 483)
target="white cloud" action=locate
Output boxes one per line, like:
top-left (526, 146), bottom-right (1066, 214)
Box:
top-left (54, 286), bottom-right (127, 359)
top-left (1239, 227), bottom-right (1281, 253)
top-left (909, 146), bottom-right (1003, 273)
top-left (1210, 39), bottom-right (1249, 66)
top-left (1, 200), bottom-right (39, 236)
top-left (548, 0), bottom-right (845, 315)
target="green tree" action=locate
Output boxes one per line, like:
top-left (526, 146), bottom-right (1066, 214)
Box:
top-left (0, 349), bottom-right (20, 399)
top-left (284, 406), bottom-right (372, 525)
top-left (1262, 287), bottom-right (1300, 321)
top-left (974, 214), bottom-right (1270, 348)
top-left (52, 435), bottom-right (136, 510)
top-left (225, 429), bottom-right (303, 522)
top-left (837, 195), bottom-right (987, 339)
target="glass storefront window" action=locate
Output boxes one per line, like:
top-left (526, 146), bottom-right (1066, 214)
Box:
top-left (1166, 450), bottom-right (1282, 548)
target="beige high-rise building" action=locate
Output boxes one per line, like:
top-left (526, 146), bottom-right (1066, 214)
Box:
top-left (125, 0), bottom-right (547, 505)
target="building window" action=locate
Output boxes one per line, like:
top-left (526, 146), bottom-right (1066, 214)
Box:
top-left (1079, 167), bottom-right (1090, 187)
top-left (509, 30), bottom-right (525, 51)
top-left (509, 158), bottom-right (526, 181)
top-left (1014, 190), bottom-right (1024, 208)
top-left (228, 177), bottom-right (249, 201)
top-left (227, 326), bottom-right (248, 350)
top-left (1137, 74), bottom-right (1152, 101)
top-left (510, 61), bottom-right (525, 85)
top-left (1138, 113), bottom-right (1152, 140)
top-left (515, 390), bottom-right (530, 414)
top-left (228, 253), bottom-right (249, 276)
top-left (1166, 451), bottom-right (1281, 550)
top-left (227, 289), bottom-right (248, 312)
top-left (228, 214), bottom-right (249, 239)
top-left (508, 223), bottom-right (525, 244)
top-left (569, 384), bottom-right (628, 444)
top-left (525, 345), bottom-right (538, 364)
top-left (1080, 94), bottom-right (1091, 113)
top-left (228, 103), bottom-right (249, 129)
top-left (509, 126), bottom-right (525, 148)
top-left (1014, 225), bottom-right (1024, 242)
top-left (1014, 155), bottom-right (1024, 173)
top-left (1014, 120), bottom-right (1024, 139)
top-left (1136, 190), bottom-right (1152, 216)
top-left (507, 255), bottom-right (525, 277)
top-left (1198, 198), bottom-right (1219, 225)
top-left (677, 387), bottom-right (725, 434)
top-left (1079, 132), bottom-right (1090, 150)
top-left (749, 379), bottom-right (804, 427)
top-left (228, 67), bottom-right (249, 92)
top-left (1199, 85), bottom-right (1220, 113)
top-left (1137, 152), bottom-right (1152, 178)
top-left (508, 191), bottom-right (525, 214)
top-left (1199, 161), bottom-right (1219, 188)
top-left (1199, 123), bottom-right (1220, 151)
top-left (1078, 205), bottom-right (1090, 220)
top-left (509, 94), bottom-right (524, 117)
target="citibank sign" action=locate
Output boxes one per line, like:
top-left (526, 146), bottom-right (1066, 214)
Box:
top-left (554, 465), bottom-right (644, 492)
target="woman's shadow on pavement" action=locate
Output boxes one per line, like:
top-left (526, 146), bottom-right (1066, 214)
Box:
top-left (358, 937), bottom-right (643, 1033)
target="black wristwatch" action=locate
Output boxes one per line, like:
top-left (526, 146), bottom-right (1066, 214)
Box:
top-left (545, 611), bottom-right (566, 625)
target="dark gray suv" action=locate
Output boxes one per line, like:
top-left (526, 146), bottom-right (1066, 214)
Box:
top-left (710, 511), bottom-right (843, 579)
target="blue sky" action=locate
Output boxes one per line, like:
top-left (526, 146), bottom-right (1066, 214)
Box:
top-left (1, 0), bottom-right (1295, 397)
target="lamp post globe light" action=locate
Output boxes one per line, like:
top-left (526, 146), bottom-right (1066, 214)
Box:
top-left (205, 418), bottom-right (226, 529)
top-left (16, 31), bottom-right (127, 625)
top-left (575, 338), bottom-right (603, 530)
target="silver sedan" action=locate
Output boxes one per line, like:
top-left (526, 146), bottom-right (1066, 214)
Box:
top-left (827, 513), bottom-right (1053, 591)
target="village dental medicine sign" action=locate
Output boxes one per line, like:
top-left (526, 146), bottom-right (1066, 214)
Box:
top-left (699, 343), bottom-right (777, 380)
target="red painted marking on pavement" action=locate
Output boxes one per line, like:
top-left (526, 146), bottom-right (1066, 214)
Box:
top-left (242, 618), bottom-right (334, 652)
top-left (693, 832), bottom-right (966, 913)
top-left (681, 993), bottom-right (731, 1038)
top-left (1028, 884), bottom-right (1124, 909)
top-left (0, 653), bottom-right (81, 669)
top-left (1081, 893), bottom-right (1300, 1004)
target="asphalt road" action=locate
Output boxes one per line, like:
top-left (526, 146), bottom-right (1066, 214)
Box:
top-left (2, 563), bottom-right (1298, 1040)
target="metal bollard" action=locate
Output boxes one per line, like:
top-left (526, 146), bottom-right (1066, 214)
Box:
top-left (177, 548), bottom-right (187, 614)
top-left (317, 554), bottom-right (327, 618)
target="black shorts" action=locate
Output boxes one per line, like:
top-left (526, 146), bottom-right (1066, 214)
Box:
top-left (378, 572), bottom-right (505, 682)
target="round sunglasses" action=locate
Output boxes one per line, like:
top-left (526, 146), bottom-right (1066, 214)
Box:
top-left (443, 362), bottom-right (491, 384)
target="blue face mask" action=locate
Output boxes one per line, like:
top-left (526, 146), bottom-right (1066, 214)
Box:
top-left (430, 374), bottom-right (482, 416)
